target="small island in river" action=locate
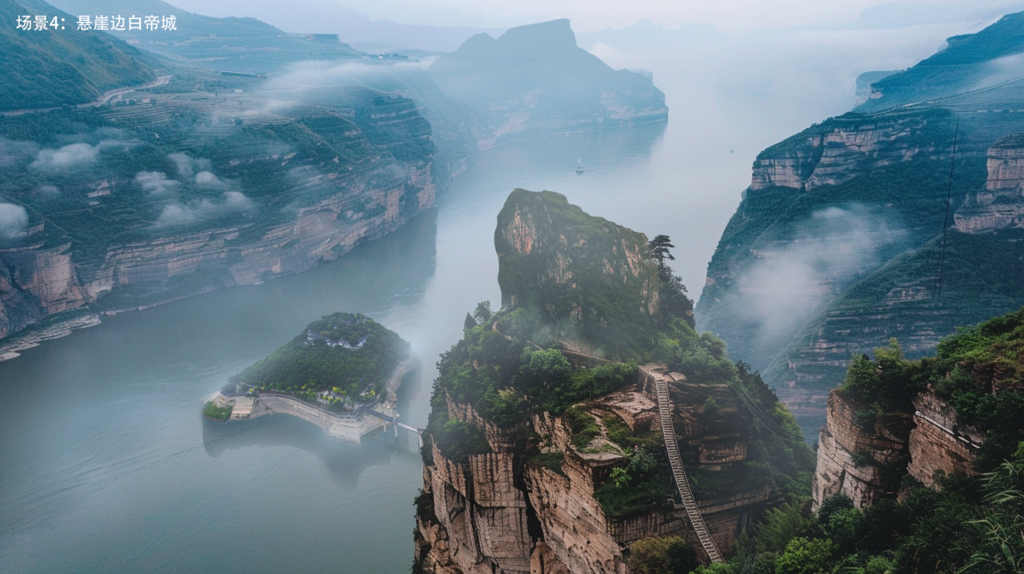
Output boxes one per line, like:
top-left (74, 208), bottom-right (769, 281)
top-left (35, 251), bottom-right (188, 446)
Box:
top-left (203, 312), bottom-right (418, 444)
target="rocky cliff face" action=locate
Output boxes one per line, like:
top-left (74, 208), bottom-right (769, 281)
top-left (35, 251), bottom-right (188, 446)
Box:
top-left (416, 190), bottom-right (809, 574)
top-left (748, 110), bottom-right (952, 192)
top-left (955, 133), bottom-right (1024, 232)
top-left (697, 22), bottom-right (1024, 435)
top-left (494, 190), bottom-right (660, 359)
top-left (0, 80), bottom-right (446, 354)
top-left (812, 388), bottom-right (982, 510)
top-left (415, 371), bottom-right (779, 574)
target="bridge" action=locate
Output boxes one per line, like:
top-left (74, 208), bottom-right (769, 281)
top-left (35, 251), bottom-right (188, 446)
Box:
top-left (361, 408), bottom-right (422, 434)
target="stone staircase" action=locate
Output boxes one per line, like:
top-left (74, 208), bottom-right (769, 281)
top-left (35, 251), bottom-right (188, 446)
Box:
top-left (653, 375), bottom-right (724, 563)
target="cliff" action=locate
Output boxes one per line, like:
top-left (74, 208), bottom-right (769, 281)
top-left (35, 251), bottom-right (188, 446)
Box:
top-left (812, 307), bottom-right (1024, 510)
top-left (954, 133), bottom-right (1024, 232)
top-left (494, 189), bottom-right (661, 358)
top-left (414, 190), bottom-right (814, 574)
top-left (0, 74), bottom-right (452, 355)
top-left (697, 11), bottom-right (1024, 436)
top-left (429, 20), bottom-right (668, 149)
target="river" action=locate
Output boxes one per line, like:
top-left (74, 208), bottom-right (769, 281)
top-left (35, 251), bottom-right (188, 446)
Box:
top-left (0, 58), bottom-right (843, 573)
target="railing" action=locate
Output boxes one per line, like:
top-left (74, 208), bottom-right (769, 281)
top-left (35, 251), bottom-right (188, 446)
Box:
top-left (644, 368), bottom-right (724, 563)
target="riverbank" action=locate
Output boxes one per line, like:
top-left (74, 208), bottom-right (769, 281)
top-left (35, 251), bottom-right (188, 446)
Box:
top-left (208, 352), bottom-right (419, 444)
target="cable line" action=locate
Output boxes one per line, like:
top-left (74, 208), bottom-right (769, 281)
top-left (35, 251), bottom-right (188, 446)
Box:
top-left (934, 117), bottom-right (959, 301)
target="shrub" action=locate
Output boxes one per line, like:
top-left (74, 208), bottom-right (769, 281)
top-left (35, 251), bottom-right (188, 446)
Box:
top-left (774, 537), bottom-right (834, 574)
top-left (629, 536), bottom-right (699, 574)
top-left (202, 400), bottom-right (232, 421)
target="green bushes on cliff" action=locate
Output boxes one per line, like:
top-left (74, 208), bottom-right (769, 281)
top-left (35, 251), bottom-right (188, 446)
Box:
top-left (725, 446), bottom-right (1024, 574)
top-left (839, 306), bottom-right (1024, 472)
top-left (629, 536), bottom-right (699, 574)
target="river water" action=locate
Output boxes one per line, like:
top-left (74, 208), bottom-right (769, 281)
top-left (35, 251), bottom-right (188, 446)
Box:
top-left (0, 59), bottom-right (842, 573)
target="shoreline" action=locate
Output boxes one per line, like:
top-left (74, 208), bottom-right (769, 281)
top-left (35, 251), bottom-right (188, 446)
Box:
top-left (208, 352), bottom-right (419, 444)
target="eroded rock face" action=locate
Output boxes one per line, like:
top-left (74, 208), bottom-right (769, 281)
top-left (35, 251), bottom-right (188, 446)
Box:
top-left (812, 390), bottom-right (914, 509)
top-left (955, 134), bottom-right (1024, 233)
top-left (494, 190), bottom-right (660, 358)
top-left (0, 94), bottom-right (440, 345)
top-left (416, 373), bottom-right (781, 574)
top-left (749, 111), bottom-right (951, 192)
top-left (812, 389), bottom-right (981, 510)
top-left (906, 393), bottom-right (982, 487)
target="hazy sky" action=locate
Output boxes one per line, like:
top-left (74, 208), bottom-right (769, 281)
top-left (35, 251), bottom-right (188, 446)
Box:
top-left (166, 0), bottom-right (1024, 31)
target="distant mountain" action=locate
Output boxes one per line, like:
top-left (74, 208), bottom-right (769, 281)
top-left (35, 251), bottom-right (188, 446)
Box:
top-left (0, 0), bottom-right (155, 111)
top-left (46, 0), bottom-right (364, 73)
top-left (46, 0), bottom-right (282, 40)
top-left (857, 10), bottom-right (1024, 111)
top-left (429, 19), bottom-right (668, 148)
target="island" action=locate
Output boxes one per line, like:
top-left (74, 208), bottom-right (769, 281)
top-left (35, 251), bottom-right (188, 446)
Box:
top-left (203, 312), bottom-right (418, 444)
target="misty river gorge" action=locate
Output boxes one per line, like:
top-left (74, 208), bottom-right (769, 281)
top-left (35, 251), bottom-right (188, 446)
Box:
top-left (0, 22), bottom-right (963, 571)
top-left (0, 120), bottom-right (726, 573)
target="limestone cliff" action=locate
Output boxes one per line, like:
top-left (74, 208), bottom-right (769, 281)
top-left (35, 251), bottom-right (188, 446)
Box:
top-left (415, 369), bottom-right (784, 574)
top-left (955, 133), bottom-right (1024, 232)
top-left (0, 78), bottom-right (451, 355)
top-left (697, 15), bottom-right (1024, 435)
top-left (494, 189), bottom-right (661, 359)
top-left (415, 190), bottom-right (813, 574)
top-left (812, 388), bottom-right (986, 510)
top-left (811, 306), bottom-right (1024, 510)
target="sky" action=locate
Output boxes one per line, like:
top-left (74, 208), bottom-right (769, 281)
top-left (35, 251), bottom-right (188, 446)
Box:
top-left (164, 0), bottom-right (1024, 32)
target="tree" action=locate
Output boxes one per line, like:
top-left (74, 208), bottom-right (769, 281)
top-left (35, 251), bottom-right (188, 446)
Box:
top-left (775, 537), bottom-right (835, 574)
top-left (464, 313), bottom-right (477, 331)
top-left (630, 536), bottom-right (699, 574)
top-left (648, 234), bottom-right (676, 271)
top-left (473, 301), bottom-right (492, 324)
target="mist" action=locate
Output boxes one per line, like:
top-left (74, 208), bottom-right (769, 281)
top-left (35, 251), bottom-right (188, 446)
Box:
top-left (0, 203), bottom-right (28, 240)
top-left (729, 205), bottom-right (907, 367)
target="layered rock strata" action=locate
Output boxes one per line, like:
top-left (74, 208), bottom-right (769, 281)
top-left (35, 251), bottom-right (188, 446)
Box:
top-left (955, 133), bottom-right (1024, 232)
top-left (812, 388), bottom-right (981, 510)
top-left (415, 367), bottom-right (779, 574)
top-left (0, 87), bottom-right (443, 353)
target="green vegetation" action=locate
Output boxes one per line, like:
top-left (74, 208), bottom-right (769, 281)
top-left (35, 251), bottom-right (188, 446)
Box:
top-left (718, 308), bottom-right (1024, 574)
top-left (595, 445), bottom-right (674, 520)
top-left (564, 407), bottom-right (600, 449)
top-left (839, 307), bottom-right (1024, 472)
top-left (430, 412), bottom-right (492, 463)
top-left (629, 536), bottom-right (699, 574)
top-left (0, 0), bottom-right (155, 111)
top-left (229, 312), bottom-right (409, 404)
top-left (714, 446), bottom-right (1024, 574)
top-left (202, 400), bottom-right (232, 422)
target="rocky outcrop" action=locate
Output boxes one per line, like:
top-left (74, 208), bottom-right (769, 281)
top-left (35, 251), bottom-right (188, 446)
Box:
top-left (812, 388), bottom-right (983, 509)
top-left (955, 134), bottom-right (1024, 233)
top-left (494, 190), bottom-right (660, 358)
top-left (811, 390), bottom-right (913, 509)
top-left (416, 370), bottom-right (781, 574)
top-left (906, 393), bottom-right (982, 487)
